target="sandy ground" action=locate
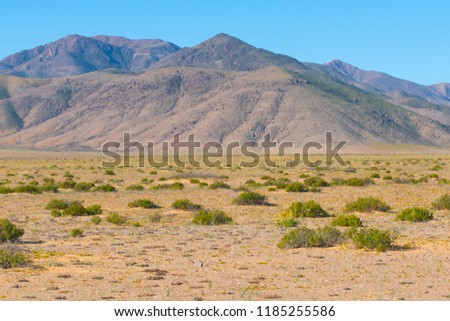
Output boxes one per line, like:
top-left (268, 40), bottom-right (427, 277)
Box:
top-left (0, 152), bottom-right (448, 300)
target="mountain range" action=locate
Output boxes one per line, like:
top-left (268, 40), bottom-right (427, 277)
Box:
top-left (0, 33), bottom-right (448, 150)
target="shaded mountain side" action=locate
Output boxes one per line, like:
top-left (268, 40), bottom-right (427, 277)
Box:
top-left (0, 101), bottom-right (23, 136)
top-left (0, 35), bottom-right (180, 78)
top-left (0, 67), bottom-right (448, 150)
top-left (305, 60), bottom-right (450, 106)
top-left (91, 35), bottom-right (180, 71)
top-left (152, 34), bottom-right (306, 72)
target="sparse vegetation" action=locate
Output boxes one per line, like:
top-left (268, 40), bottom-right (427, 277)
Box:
top-left (125, 184), bottom-right (144, 191)
top-left (74, 182), bottom-right (95, 192)
top-left (276, 218), bottom-right (298, 228)
top-left (0, 219), bottom-right (24, 243)
top-left (47, 200), bottom-right (102, 216)
top-left (128, 199), bottom-right (158, 209)
top-left (192, 209), bottom-right (232, 225)
top-left (396, 207), bottom-right (433, 222)
top-left (344, 197), bottom-right (390, 213)
top-left (70, 228), bottom-right (84, 237)
top-left (432, 194), bottom-right (450, 210)
top-left (0, 247), bottom-right (30, 269)
top-left (303, 177), bottom-right (329, 188)
top-left (277, 226), bottom-right (341, 249)
top-left (172, 199), bottom-right (202, 211)
top-left (282, 200), bottom-right (328, 218)
top-left (208, 181), bottom-right (230, 189)
top-left (106, 212), bottom-right (127, 225)
top-left (93, 184), bottom-right (117, 192)
top-left (232, 192), bottom-right (267, 205)
top-left (331, 214), bottom-right (362, 227)
top-left (91, 216), bottom-right (102, 225)
top-left (349, 228), bottom-right (396, 251)
top-left (285, 182), bottom-right (307, 192)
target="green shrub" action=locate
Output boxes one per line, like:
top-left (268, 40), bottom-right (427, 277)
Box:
top-left (171, 182), bottom-right (185, 190)
top-left (60, 202), bottom-right (101, 216)
top-left (192, 209), bottom-right (232, 225)
top-left (396, 207), bottom-right (433, 222)
top-left (39, 184), bottom-right (59, 193)
top-left (106, 212), bottom-right (127, 225)
top-left (208, 181), bottom-right (230, 189)
top-left (70, 228), bottom-right (84, 237)
top-left (350, 228), bottom-right (396, 251)
top-left (14, 185), bottom-right (41, 194)
top-left (149, 171), bottom-right (157, 175)
top-left (125, 184), bottom-right (144, 191)
top-left (432, 194), bottom-right (450, 210)
top-left (0, 219), bottom-right (24, 242)
top-left (85, 204), bottom-right (102, 216)
top-left (63, 203), bottom-right (87, 216)
top-left (277, 226), bottom-right (341, 249)
top-left (331, 214), bottom-right (362, 227)
top-left (383, 175), bottom-right (393, 180)
top-left (283, 200), bottom-right (328, 218)
top-left (298, 173), bottom-right (310, 179)
top-left (172, 199), bottom-right (202, 211)
top-left (263, 177), bottom-right (291, 189)
top-left (60, 180), bottom-right (76, 189)
top-left (276, 218), bottom-right (298, 228)
top-left (0, 186), bottom-right (14, 194)
top-left (332, 177), bottom-right (373, 186)
top-left (277, 227), bottom-right (314, 249)
top-left (0, 247), bottom-right (30, 269)
top-left (198, 182), bottom-right (208, 188)
top-left (232, 192), bottom-right (267, 205)
top-left (104, 169), bottom-right (115, 175)
top-left (93, 184), bottom-right (117, 192)
top-left (151, 184), bottom-right (171, 190)
top-left (370, 173), bottom-right (380, 178)
top-left (190, 179), bottom-right (200, 184)
top-left (91, 216), bottom-right (102, 225)
top-left (128, 199), bottom-right (158, 209)
top-left (50, 209), bottom-right (63, 217)
top-left (74, 182), bottom-right (95, 192)
top-left (430, 165), bottom-right (443, 171)
top-left (46, 199), bottom-right (69, 210)
top-left (344, 197), bottom-right (390, 213)
top-left (303, 177), bottom-right (329, 188)
top-left (244, 179), bottom-right (262, 188)
top-left (285, 182), bottom-right (307, 193)
top-left (310, 226), bottom-right (342, 247)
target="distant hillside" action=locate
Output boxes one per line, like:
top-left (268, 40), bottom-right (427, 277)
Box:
top-left (306, 60), bottom-right (450, 106)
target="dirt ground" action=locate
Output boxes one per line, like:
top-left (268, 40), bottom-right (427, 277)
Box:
top-left (0, 151), bottom-right (448, 300)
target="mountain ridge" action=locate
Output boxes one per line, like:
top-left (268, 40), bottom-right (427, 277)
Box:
top-left (0, 34), bottom-right (449, 150)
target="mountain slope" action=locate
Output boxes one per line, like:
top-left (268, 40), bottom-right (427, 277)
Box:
top-left (0, 35), bottom-right (180, 78)
top-left (0, 67), bottom-right (447, 150)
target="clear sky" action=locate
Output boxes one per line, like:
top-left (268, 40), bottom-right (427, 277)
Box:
top-left (1, 0), bottom-right (449, 85)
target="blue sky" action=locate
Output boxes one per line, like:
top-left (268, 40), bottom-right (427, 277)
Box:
top-left (1, 0), bottom-right (449, 85)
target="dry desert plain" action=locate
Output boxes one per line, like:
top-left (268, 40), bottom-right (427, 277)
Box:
top-left (0, 150), bottom-right (449, 301)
